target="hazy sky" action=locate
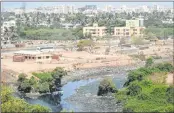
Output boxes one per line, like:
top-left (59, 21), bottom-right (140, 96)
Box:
top-left (1, 2), bottom-right (173, 9)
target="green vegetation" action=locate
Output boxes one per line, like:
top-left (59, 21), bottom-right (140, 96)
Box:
top-left (145, 57), bottom-right (154, 67)
top-left (97, 78), bottom-right (118, 96)
top-left (115, 60), bottom-right (174, 112)
top-left (18, 67), bottom-right (67, 93)
top-left (72, 27), bottom-right (84, 39)
top-left (20, 28), bottom-right (77, 40)
top-left (1, 85), bottom-right (50, 112)
top-left (61, 109), bottom-right (74, 112)
top-left (145, 27), bottom-right (173, 39)
top-left (131, 36), bottom-right (145, 45)
top-left (77, 39), bottom-right (94, 51)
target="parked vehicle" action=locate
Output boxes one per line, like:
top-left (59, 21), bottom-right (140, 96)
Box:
top-left (36, 46), bottom-right (55, 52)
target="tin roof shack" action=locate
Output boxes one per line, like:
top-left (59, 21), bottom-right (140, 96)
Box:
top-left (14, 50), bottom-right (53, 63)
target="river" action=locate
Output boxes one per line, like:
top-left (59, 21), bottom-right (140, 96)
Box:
top-left (18, 73), bottom-right (127, 112)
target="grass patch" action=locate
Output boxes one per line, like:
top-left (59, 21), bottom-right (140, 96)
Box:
top-left (32, 72), bottom-right (53, 82)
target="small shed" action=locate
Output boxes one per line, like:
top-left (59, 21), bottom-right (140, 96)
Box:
top-left (13, 55), bottom-right (25, 62)
top-left (51, 54), bottom-right (60, 60)
top-left (15, 43), bottom-right (25, 48)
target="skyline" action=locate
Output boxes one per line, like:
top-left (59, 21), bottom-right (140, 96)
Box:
top-left (1, 2), bottom-right (173, 10)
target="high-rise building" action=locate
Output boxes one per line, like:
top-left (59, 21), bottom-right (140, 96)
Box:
top-left (104, 5), bottom-right (113, 12)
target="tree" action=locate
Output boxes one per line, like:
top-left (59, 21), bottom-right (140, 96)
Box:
top-left (18, 79), bottom-right (32, 93)
top-left (30, 105), bottom-right (50, 112)
top-left (50, 67), bottom-right (67, 92)
top-left (84, 33), bottom-right (92, 39)
top-left (1, 85), bottom-right (50, 112)
top-left (72, 27), bottom-right (84, 39)
top-left (77, 39), bottom-right (94, 51)
top-left (145, 57), bottom-right (154, 67)
top-left (97, 78), bottom-right (117, 96)
top-left (38, 82), bottom-right (50, 93)
top-left (144, 31), bottom-right (157, 40)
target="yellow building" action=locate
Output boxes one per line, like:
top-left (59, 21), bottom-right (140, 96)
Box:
top-left (83, 18), bottom-right (145, 38)
top-left (113, 27), bottom-right (145, 38)
top-left (83, 23), bottom-right (107, 37)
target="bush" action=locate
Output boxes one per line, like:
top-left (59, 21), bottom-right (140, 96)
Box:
top-left (123, 107), bottom-right (134, 112)
top-left (155, 63), bottom-right (174, 72)
top-left (18, 80), bottom-right (32, 93)
top-left (30, 105), bottom-right (50, 112)
top-left (1, 85), bottom-right (51, 112)
top-left (131, 36), bottom-right (145, 45)
top-left (18, 73), bottom-right (27, 82)
top-left (124, 69), bottom-right (148, 86)
top-left (145, 57), bottom-right (154, 67)
top-left (137, 93), bottom-right (151, 100)
top-left (52, 67), bottom-right (67, 79)
top-left (32, 72), bottom-right (53, 82)
top-left (1, 86), bottom-right (13, 103)
top-left (38, 82), bottom-right (50, 93)
top-left (97, 78), bottom-right (117, 96)
top-left (151, 86), bottom-right (167, 98)
top-left (77, 39), bottom-right (94, 51)
top-left (166, 85), bottom-right (174, 104)
top-left (29, 76), bottom-right (37, 85)
top-left (127, 81), bottom-right (142, 96)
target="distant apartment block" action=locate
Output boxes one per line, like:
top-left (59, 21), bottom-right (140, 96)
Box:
top-left (113, 27), bottom-right (145, 38)
top-left (126, 17), bottom-right (144, 27)
top-left (61, 23), bottom-right (81, 29)
top-left (83, 23), bottom-right (106, 37)
top-left (83, 18), bottom-right (145, 38)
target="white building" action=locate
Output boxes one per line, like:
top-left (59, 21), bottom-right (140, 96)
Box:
top-left (104, 5), bottom-right (113, 12)
top-left (35, 5), bottom-right (76, 14)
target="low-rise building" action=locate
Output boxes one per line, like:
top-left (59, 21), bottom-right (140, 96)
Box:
top-left (83, 23), bottom-right (106, 37)
top-left (61, 23), bottom-right (81, 29)
top-left (83, 18), bottom-right (145, 38)
top-left (13, 50), bottom-right (59, 63)
top-left (113, 27), bottom-right (145, 39)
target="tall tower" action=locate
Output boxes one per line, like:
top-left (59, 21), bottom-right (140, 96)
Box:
top-left (21, 2), bottom-right (26, 14)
